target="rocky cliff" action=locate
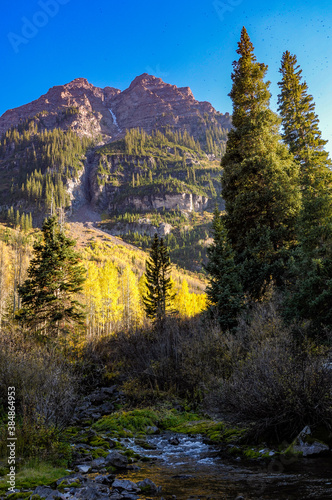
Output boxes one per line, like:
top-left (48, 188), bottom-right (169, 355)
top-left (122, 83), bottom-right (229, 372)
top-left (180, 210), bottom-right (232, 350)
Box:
top-left (0, 74), bottom-right (231, 141)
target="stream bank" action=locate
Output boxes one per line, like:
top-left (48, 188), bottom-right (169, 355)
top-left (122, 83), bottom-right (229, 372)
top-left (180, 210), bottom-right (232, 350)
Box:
top-left (1, 386), bottom-right (331, 500)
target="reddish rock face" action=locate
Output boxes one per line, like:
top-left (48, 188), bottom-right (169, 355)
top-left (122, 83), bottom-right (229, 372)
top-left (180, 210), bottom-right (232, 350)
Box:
top-left (0, 74), bottom-right (231, 140)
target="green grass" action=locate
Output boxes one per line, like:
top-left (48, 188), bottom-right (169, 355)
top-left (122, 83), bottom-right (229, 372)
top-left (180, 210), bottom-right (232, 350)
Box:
top-left (0, 461), bottom-right (69, 494)
top-left (91, 407), bottom-right (244, 444)
top-left (92, 408), bottom-right (160, 434)
top-left (92, 408), bottom-right (202, 435)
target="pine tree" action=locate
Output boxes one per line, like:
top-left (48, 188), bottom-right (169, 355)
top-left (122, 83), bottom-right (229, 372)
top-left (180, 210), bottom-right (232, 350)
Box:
top-left (278, 51), bottom-right (330, 166)
top-left (17, 216), bottom-right (86, 339)
top-left (278, 51), bottom-right (332, 254)
top-left (205, 207), bottom-right (244, 330)
top-left (143, 234), bottom-right (175, 322)
top-left (221, 27), bottom-right (301, 299)
top-left (278, 52), bottom-right (332, 333)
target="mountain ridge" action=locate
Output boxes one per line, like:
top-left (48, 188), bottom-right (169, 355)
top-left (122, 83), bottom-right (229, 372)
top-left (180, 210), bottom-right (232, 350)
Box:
top-left (0, 74), bottom-right (232, 141)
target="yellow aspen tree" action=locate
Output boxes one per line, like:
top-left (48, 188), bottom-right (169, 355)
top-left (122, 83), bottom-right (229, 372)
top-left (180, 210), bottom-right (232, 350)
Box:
top-left (175, 279), bottom-right (191, 317)
top-left (98, 261), bottom-right (122, 334)
top-left (0, 242), bottom-right (12, 328)
top-left (84, 260), bottom-right (101, 337)
top-left (190, 292), bottom-right (208, 316)
top-left (120, 265), bottom-right (143, 330)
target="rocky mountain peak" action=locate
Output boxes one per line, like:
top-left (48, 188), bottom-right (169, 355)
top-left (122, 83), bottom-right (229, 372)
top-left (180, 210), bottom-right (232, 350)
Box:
top-left (0, 74), bottom-right (232, 141)
top-left (127, 73), bottom-right (195, 100)
top-left (129, 73), bottom-right (163, 88)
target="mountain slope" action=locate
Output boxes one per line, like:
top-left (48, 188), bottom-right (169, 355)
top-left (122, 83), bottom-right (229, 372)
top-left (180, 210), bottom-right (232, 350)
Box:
top-left (0, 74), bottom-right (230, 272)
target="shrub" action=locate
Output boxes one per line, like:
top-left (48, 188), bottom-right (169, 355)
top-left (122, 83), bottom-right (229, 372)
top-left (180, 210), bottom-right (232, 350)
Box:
top-left (85, 316), bottom-right (228, 401)
top-left (216, 300), bottom-right (332, 443)
top-left (0, 328), bottom-right (77, 461)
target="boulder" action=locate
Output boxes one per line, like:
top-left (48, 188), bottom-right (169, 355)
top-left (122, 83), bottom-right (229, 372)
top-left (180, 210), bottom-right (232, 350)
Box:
top-left (76, 486), bottom-right (110, 500)
top-left (94, 474), bottom-right (115, 485)
top-left (105, 450), bottom-right (129, 468)
top-left (56, 474), bottom-right (83, 486)
top-left (291, 426), bottom-right (330, 457)
top-left (76, 464), bottom-right (92, 473)
top-left (91, 457), bottom-right (107, 469)
top-left (33, 486), bottom-right (63, 499)
top-left (137, 478), bottom-right (161, 493)
top-left (146, 425), bottom-right (160, 434)
top-left (112, 479), bottom-right (140, 492)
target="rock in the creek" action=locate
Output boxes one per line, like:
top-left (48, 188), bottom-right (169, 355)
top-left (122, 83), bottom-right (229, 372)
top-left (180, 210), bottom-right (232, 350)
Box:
top-left (76, 463), bottom-right (92, 473)
top-left (94, 474), bottom-right (115, 485)
top-left (146, 425), bottom-right (160, 434)
top-left (33, 485), bottom-right (62, 498)
top-left (112, 478), bottom-right (140, 492)
top-left (91, 457), bottom-right (107, 469)
top-left (168, 436), bottom-right (180, 445)
top-left (56, 474), bottom-right (83, 486)
top-left (105, 450), bottom-right (129, 468)
top-left (291, 426), bottom-right (330, 457)
top-left (107, 438), bottom-right (117, 448)
top-left (126, 464), bottom-right (140, 471)
top-left (109, 493), bottom-right (124, 500)
top-left (135, 438), bottom-right (157, 450)
top-left (137, 478), bottom-right (162, 493)
top-left (76, 486), bottom-right (110, 499)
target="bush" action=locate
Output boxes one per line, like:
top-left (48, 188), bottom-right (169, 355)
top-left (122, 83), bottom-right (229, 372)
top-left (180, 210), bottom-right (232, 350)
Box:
top-left (0, 328), bottom-right (78, 460)
top-left (82, 316), bottom-right (228, 402)
top-left (216, 300), bottom-right (332, 442)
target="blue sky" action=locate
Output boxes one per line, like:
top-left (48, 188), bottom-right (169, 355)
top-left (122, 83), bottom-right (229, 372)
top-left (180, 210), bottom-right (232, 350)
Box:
top-left (1, 0), bottom-right (332, 152)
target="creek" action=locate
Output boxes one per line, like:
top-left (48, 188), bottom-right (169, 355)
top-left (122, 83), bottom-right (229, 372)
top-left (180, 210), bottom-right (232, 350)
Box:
top-left (117, 432), bottom-right (332, 499)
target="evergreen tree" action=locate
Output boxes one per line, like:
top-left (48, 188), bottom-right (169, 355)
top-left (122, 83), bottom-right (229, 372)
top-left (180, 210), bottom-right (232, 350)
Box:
top-left (143, 234), bottom-right (175, 322)
top-left (205, 207), bottom-right (244, 330)
top-left (278, 51), bottom-right (330, 166)
top-left (221, 27), bottom-right (301, 299)
top-left (278, 51), bottom-right (332, 254)
top-left (278, 52), bottom-right (332, 333)
top-left (17, 216), bottom-right (86, 339)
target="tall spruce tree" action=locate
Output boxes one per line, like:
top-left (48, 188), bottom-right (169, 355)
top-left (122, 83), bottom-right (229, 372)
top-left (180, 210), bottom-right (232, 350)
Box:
top-left (17, 216), bottom-right (86, 339)
top-left (205, 207), bottom-right (244, 330)
top-left (221, 27), bottom-right (301, 299)
top-left (143, 234), bottom-right (175, 322)
top-left (278, 52), bottom-right (332, 333)
top-left (278, 50), bottom-right (332, 254)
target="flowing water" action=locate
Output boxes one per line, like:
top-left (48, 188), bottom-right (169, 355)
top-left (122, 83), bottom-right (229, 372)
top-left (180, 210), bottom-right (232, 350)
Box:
top-left (118, 432), bottom-right (332, 499)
